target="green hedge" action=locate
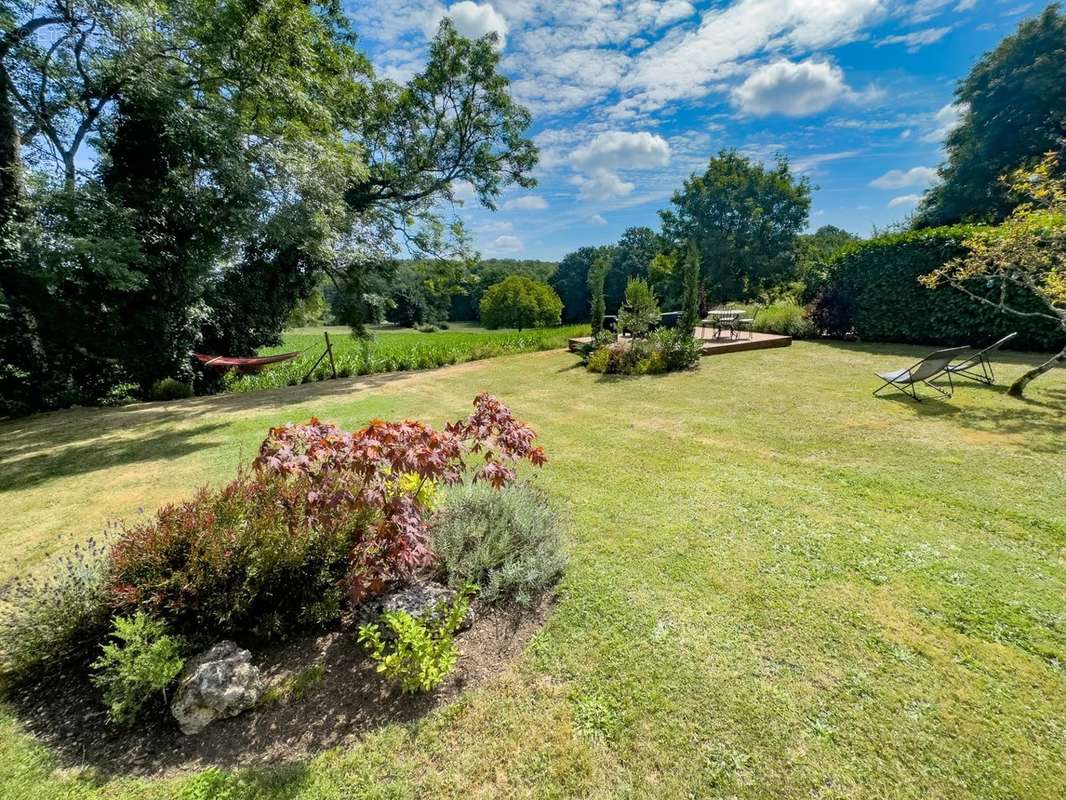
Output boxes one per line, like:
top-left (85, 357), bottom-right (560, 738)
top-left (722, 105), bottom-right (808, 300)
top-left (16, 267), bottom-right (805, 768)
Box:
top-left (817, 225), bottom-right (1064, 352)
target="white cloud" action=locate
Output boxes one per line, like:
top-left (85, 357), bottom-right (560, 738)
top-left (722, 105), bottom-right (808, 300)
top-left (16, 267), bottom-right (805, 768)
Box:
top-left (791, 150), bottom-right (865, 175)
top-left (445, 2), bottom-right (508, 46)
top-left (888, 194), bottom-right (922, 208)
top-left (870, 166), bottom-right (938, 189)
top-left (876, 26), bottom-right (952, 51)
top-left (655, 0), bottom-right (696, 27)
top-left (590, 213), bottom-right (608, 226)
top-left (451, 180), bottom-right (477, 202)
top-left (732, 59), bottom-right (864, 117)
top-left (570, 131), bottom-right (671, 171)
top-left (491, 234), bottom-right (524, 253)
top-left (922, 102), bottom-right (968, 142)
top-left (954, 0), bottom-right (977, 11)
top-left (502, 195), bottom-right (549, 210)
top-left (617, 0), bottom-right (885, 114)
top-left (570, 170), bottom-right (636, 201)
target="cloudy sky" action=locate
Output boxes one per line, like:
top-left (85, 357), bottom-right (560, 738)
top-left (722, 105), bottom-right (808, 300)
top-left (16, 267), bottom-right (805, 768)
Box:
top-left (345, 1), bottom-right (1049, 260)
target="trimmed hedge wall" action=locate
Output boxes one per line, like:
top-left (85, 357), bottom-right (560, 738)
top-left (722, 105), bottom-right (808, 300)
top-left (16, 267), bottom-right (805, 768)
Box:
top-left (816, 225), bottom-right (1064, 352)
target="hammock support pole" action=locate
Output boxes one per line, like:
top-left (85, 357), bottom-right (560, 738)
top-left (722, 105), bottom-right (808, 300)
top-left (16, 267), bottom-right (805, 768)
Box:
top-left (301, 332), bottom-right (337, 383)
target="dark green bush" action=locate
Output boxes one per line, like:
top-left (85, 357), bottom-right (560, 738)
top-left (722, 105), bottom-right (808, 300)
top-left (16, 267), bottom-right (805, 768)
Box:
top-left (0, 539), bottom-right (113, 684)
top-left (148, 378), bottom-right (194, 401)
top-left (814, 226), bottom-right (1064, 350)
top-left (431, 482), bottom-right (566, 608)
top-left (480, 276), bottom-right (563, 331)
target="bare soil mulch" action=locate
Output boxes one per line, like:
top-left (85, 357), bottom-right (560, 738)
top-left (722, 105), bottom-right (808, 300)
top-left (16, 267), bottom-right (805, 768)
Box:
top-left (9, 597), bottom-right (552, 778)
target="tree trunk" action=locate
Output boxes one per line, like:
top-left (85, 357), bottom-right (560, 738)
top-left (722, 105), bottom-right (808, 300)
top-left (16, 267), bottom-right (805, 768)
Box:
top-left (0, 65), bottom-right (21, 237)
top-left (1009, 343), bottom-right (1066, 397)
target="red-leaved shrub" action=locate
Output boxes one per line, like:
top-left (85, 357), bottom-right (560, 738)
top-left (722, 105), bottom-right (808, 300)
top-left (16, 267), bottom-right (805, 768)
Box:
top-left (105, 394), bottom-right (545, 640)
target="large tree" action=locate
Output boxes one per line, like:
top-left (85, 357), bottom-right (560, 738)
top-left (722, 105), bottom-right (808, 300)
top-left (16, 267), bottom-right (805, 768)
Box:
top-left (0, 8), bottom-right (538, 411)
top-left (916, 5), bottom-right (1066, 227)
top-left (660, 150), bottom-right (811, 303)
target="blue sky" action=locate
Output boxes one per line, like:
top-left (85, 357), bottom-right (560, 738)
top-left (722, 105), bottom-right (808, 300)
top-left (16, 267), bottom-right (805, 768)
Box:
top-left (347, 1), bottom-right (1052, 260)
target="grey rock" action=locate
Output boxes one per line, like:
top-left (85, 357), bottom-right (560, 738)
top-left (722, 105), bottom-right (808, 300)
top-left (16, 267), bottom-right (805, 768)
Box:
top-left (361, 580), bottom-right (474, 635)
top-left (170, 641), bottom-right (262, 735)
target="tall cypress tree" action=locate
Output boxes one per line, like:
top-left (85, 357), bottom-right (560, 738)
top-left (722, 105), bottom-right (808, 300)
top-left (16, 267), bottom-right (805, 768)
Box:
top-left (680, 240), bottom-right (701, 335)
top-left (588, 256), bottom-right (607, 335)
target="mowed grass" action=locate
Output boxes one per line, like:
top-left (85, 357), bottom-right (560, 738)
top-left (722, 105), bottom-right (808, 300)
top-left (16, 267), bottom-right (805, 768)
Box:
top-left (225, 322), bottom-right (590, 393)
top-left (1, 341), bottom-right (1064, 799)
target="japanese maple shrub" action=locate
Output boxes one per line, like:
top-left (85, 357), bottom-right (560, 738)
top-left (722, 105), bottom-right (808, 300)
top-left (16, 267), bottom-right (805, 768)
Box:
top-left (104, 394), bottom-right (546, 642)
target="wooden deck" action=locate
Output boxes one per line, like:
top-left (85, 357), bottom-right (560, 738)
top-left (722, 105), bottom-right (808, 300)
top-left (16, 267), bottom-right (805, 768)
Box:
top-left (568, 328), bottom-right (792, 356)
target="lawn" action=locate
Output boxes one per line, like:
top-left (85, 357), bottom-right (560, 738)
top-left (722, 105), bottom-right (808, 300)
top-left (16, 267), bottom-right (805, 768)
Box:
top-left (224, 323), bottom-right (590, 393)
top-left (1, 341), bottom-right (1064, 799)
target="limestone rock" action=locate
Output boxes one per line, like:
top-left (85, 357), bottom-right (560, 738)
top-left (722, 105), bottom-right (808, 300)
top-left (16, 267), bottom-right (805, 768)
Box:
top-left (170, 641), bottom-right (262, 735)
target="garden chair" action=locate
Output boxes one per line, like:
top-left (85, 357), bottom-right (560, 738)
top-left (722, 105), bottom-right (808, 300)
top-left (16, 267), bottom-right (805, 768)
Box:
top-left (734, 308), bottom-right (757, 340)
top-left (945, 332), bottom-right (1017, 385)
top-left (872, 346), bottom-right (971, 402)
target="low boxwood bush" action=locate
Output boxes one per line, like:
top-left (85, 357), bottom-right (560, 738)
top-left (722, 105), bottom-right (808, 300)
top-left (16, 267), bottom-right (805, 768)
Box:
top-left (358, 587), bottom-right (473, 693)
top-left (91, 613), bottom-right (185, 724)
top-left (431, 481), bottom-right (567, 608)
top-left (0, 539), bottom-right (112, 684)
top-left (752, 301), bottom-right (816, 338)
top-left (814, 225), bottom-right (1064, 350)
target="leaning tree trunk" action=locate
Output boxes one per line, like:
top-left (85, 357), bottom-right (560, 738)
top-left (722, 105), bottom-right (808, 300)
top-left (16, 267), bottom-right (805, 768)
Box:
top-left (1009, 342), bottom-right (1066, 397)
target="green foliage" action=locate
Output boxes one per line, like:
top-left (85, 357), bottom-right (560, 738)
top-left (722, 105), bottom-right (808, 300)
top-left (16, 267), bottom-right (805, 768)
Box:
top-left (648, 327), bottom-right (702, 370)
top-left (617, 278), bottom-right (660, 338)
top-left (91, 613), bottom-right (185, 725)
top-left (661, 149), bottom-right (811, 302)
top-left (358, 587), bottom-right (474, 694)
top-left (286, 287), bottom-right (332, 328)
top-left (680, 241), bottom-right (701, 335)
top-left (259, 663), bottom-right (327, 705)
top-left (451, 259), bottom-right (558, 321)
top-left (431, 482), bottom-right (567, 608)
top-left (814, 225), bottom-right (1063, 350)
top-left (605, 227), bottom-right (663, 312)
top-left (479, 276), bottom-right (563, 331)
top-left (148, 378), bottom-right (194, 402)
top-left (106, 475), bottom-right (357, 640)
top-left (796, 225), bottom-right (860, 300)
top-left (917, 5), bottom-right (1066, 226)
top-left (226, 326), bottom-right (590, 393)
top-left (552, 246), bottom-right (613, 323)
top-left (0, 539), bottom-right (112, 684)
top-left (588, 256), bottom-right (608, 334)
top-left (751, 302), bottom-right (816, 338)
top-left (586, 327), bottom-right (699, 375)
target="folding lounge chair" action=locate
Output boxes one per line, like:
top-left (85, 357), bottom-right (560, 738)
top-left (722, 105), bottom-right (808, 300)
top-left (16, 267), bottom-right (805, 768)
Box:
top-left (945, 332), bottom-right (1017, 385)
top-left (873, 346), bottom-right (971, 402)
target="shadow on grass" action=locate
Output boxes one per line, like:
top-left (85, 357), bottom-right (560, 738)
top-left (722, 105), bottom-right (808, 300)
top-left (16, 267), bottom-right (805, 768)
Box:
top-left (0, 371), bottom-right (429, 491)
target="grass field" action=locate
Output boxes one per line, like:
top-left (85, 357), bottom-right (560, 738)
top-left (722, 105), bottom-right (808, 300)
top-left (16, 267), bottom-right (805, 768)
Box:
top-left (1, 341), bottom-right (1064, 798)
top-left (224, 323), bottom-right (589, 393)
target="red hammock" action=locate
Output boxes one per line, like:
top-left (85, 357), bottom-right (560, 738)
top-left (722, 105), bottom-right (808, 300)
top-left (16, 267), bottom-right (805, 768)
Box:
top-left (193, 351), bottom-right (300, 375)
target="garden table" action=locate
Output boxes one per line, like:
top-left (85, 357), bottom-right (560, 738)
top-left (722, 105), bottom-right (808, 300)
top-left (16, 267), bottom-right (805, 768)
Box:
top-left (704, 309), bottom-right (743, 339)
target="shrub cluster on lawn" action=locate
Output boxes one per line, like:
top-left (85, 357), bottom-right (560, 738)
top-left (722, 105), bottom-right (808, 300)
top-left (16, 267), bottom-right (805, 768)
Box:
top-left (587, 328), bottom-right (701, 375)
top-left (432, 481), bottom-right (567, 608)
top-left (751, 301), bottom-right (816, 338)
top-left (812, 225), bottom-right (1064, 349)
top-left (0, 394), bottom-right (563, 717)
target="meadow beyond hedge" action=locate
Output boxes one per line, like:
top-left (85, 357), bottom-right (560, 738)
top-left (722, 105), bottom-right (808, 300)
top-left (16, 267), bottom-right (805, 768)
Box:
top-left (820, 225), bottom-right (1064, 351)
top-left (226, 325), bottom-right (588, 393)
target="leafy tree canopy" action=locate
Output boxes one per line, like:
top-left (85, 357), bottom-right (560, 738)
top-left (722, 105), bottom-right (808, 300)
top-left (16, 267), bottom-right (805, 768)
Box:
top-left (479, 275), bottom-right (562, 331)
top-left (660, 149), bottom-right (811, 303)
top-left (916, 4), bottom-right (1066, 226)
